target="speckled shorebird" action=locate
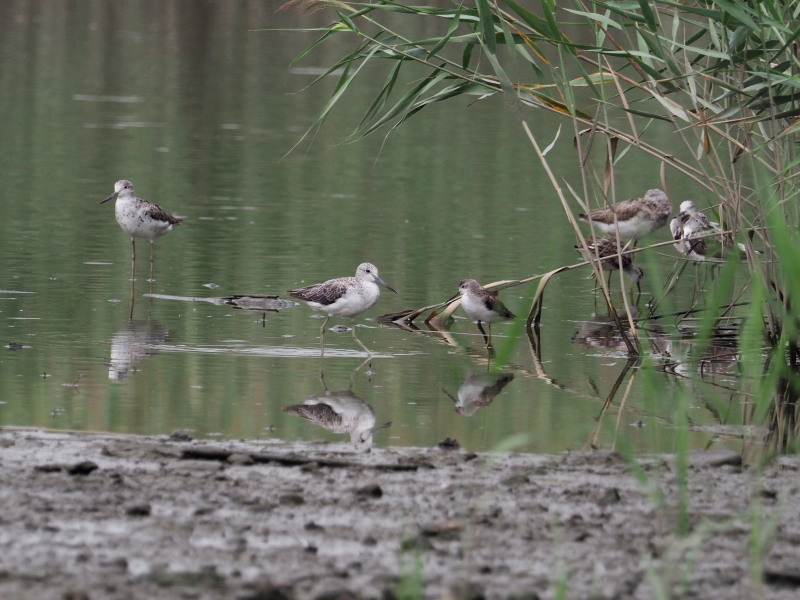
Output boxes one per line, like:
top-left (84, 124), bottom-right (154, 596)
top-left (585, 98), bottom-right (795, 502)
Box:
top-left (287, 263), bottom-right (398, 354)
top-left (670, 200), bottom-right (745, 262)
top-left (579, 189), bottom-right (672, 241)
top-left (575, 237), bottom-right (644, 293)
top-left (455, 279), bottom-right (515, 348)
top-left (101, 179), bottom-right (182, 280)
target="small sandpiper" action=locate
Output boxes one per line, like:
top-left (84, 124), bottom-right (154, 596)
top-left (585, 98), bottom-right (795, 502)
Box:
top-left (670, 200), bottom-right (745, 262)
top-left (287, 263), bottom-right (398, 354)
top-left (579, 189), bottom-right (672, 241)
top-left (454, 279), bottom-right (515, 348)
top-left (101, 180), bottom-right (182, 279)
top-left (575, 237), bottom-right (644, 293)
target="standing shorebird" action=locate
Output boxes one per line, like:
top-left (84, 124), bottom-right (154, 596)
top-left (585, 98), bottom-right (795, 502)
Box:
top-left (575, 237), bottom-right (644, 293)
top-left (287, 262), bottom-right (398, 354)
top-left (670, 200), bottom-right (745, 262)
top-left (579, 189), bottom-right (672, 241)
top-left (101, 180), bottom-right (182, 282)
top-left (454, 279), bottom-right (515, 348)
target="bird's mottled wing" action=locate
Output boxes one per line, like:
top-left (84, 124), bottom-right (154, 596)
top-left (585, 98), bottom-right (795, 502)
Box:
top-left (581, 197), bottom-right (643, 223)
top-left (692, 210), bottom-right (712, 229)
top-left (606, 197), bottom-right (647, 221)
top-left (485, 291), bottom-right (515, 319)
top-left (594, 238), bottom-right (632, 269)
top-left (483, 373), bottom-right (515, 401)
top-left (593, 237), bottom-right (617, 257)
top-left (283, 402), bottom-right (342, 428)
top-left (145, 203), bottom-right (182, 225)
top-left (288, 277), bottom-right (353, 305)
top-left (670, 215), bottom-right (683, 240)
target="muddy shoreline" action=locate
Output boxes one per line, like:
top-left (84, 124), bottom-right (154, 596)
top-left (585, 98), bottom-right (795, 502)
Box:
top-left (1, 429), bottom-right (799, 600)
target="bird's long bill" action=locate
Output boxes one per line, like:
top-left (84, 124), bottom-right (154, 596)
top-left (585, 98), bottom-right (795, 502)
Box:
top-left (375, 275), bottom-right (398, 294)
top-left (360, 420), bottom-right (393, 443)
top-left (446, 290), bottom-right (462, 303)
top-left (100, 191), bottom-right (119, 205)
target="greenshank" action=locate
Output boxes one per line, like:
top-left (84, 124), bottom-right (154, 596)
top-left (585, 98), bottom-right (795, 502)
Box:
top-left (101, 180), bottom-right (182, 280)
top-left (288, 263), bottom-right (398, 354)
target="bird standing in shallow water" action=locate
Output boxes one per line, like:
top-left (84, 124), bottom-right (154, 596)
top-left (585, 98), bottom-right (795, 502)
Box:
top-left (575, 237), bottom-right (644, 294)
top-left (101, 179), bottom-right (182, 282)
top-left (455, 279), bottom-right (515, 349)
top-left (579, 189), bottom-right (672, 241)
top-left (287, 262), bottom-right (398, 355)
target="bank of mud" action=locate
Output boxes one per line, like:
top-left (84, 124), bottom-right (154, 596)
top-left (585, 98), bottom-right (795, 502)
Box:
top-left (1, 429), bottom-right (799, 600)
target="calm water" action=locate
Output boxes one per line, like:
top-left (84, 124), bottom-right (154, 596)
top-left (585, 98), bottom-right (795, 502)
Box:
top-left (0, 2), bottom-right (754, 453)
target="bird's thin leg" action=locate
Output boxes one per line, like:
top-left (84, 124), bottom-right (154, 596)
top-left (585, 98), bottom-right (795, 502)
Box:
top-left (319, 316), bottom-right (330, 357)
top-left (476, 321), bottom-right (490, 348)
top-left (128, 278), bottom-right (135, 320)
top-left (349, 355), bottom-right (372, 389)
top-left (149, 241), bottom-right (155, 284)
top-left (129, 238), bottom-right (136, 319)
top-left (130, 238), bottom-right (136, 282)
top-left (352, 321), bottom-right (373, 355)
top-left (319, 354), bottom-right (328, 389)
top-left (148, 242), bottom-right (156, 308)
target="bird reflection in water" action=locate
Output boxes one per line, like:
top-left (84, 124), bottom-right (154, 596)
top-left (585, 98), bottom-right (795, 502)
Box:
top-left (572, 308), bottom-right (668, 357)
top-left (572, 315), bottom-right (633, 353)
top-left (443, 372), bottom-right (515, 417)
top-left (283, 363), bottom-right (391, 451)
top-left (107, 320), bottom-right (169, 381)
top-left (667, 325), bottom-right (741, 378)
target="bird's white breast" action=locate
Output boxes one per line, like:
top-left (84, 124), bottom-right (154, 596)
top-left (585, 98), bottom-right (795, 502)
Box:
top-left (314, 282), bottom-right (381, 317)
top-left (461, 292), bottom-right (496, 324)
top-left (115, 198), bottom-right (174, 241)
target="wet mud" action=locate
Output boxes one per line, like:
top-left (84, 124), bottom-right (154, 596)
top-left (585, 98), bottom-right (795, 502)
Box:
top-left (1, 430), bottom-right (799, 600)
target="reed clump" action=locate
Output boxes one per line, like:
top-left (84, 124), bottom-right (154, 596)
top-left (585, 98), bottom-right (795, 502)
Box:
top-left (282, 0), bottom-right (800, 451)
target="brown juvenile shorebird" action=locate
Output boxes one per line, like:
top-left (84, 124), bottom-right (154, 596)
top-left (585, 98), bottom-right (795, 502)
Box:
top-left (669, 200), bottom-right (746, 262)
top-left (575, 237), bottom-right (644, 293)
top-left (287, 263), bottom-right (398, 354)
top-left (101, 179), bottom-right (182, 281)
top-left (454, 279), bottom-right (515, 348)
top-left (579, 189), bottom-right (672, 241)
